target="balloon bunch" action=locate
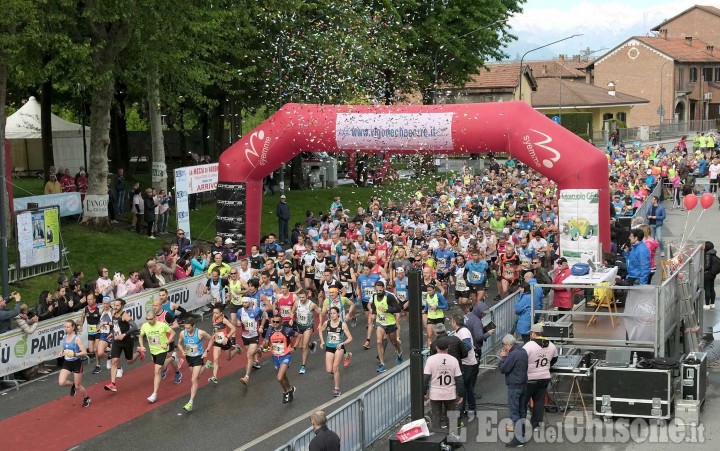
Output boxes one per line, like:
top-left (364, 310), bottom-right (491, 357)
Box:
top-left (679, 192), bottom-right (715, 249)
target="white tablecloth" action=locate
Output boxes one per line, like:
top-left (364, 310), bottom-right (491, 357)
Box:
top-left (563, 266), bottom-right (618, 285)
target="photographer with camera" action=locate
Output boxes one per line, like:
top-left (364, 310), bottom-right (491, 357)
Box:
top-left (0, 291), bottom-right (22, 333)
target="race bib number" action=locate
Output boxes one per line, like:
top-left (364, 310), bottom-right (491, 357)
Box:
top-left (456, 278), bottom-right (468, 291)
top-left (377, 313), bottom-right (387, 324)
top-left (421, 291), bottom-right (427, 301)
top-left (341, 281), bottom-right (351, 293)
top-left (437, 258), bottom-right (447, 268)
top-left (100, 324), bottom-right (110, 334)
top-left (469, 271), bottom-right (483, 282)
top-left (214, 331), bottom-right (226, 343)
top-left (272, 342), bottom-right (285, 355)
top-left (397, 291), bottom-right (407, 302)
top-left (149, 335), bottom-right (161, 346)
top-left (314, 271), bottom-right (323, 280)
top-left (504, 267), bottom-right (516, 279)
top-left (297, 311), bottom-right (310, 324)
top-left (64, 349), bottom-right (75, 358)
top-left (88, 325), bottom-right (98, 333)
top-left (243, 319), bottom-right (257, 330)
top-left (280, 305), bottom-right (292, 317)
top-left (363, 287), bottom-right (375, 299)
top-left (305, 265), bottom-right (314, 274)
top-left (327, 331), bottom-right (341, 345)
top-left (185, 344), bottom-right (199, 355)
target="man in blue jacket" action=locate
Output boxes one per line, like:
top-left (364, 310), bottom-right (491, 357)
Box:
top-left (623, 229), bottom-right (651, 285)
top-left (463, 301), bottom-right (495, 359)
top-left (645, 196), bottom-right (666, 257)
top-left (499, 334), bottom-right (528, 447)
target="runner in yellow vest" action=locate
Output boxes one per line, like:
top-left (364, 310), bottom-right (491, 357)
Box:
top-left (423, 284), bottom-right (448, 349)
top-left (370, 281), bottom-right (403, 373)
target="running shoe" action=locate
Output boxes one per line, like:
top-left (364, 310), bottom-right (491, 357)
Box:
top-left (309, 341), bottom-right (317, 353)
top-left (376, 364), bottom-right (386, 373)
top-left (70, 384), bottom-right (76, 397)
top-left (174, 371), bottom-right (183, 384)
top-left (252, 361), bottom-right (262, 370)
top-left (208, 376), bottom-right (218, 384)
top-left (344, 352), bottom-right (352, 368)
top-left (205, 361), bottom-right (214, 370)
top-left (116, 368), bottom-right (124, 378)
top-left (103, 382), bottom-right (117, 392)
top-left (396, 351), bottom-right (404, 365)
top-left (299, 365), bottom-right (306, 374)
top-left (363, 339), bottom-right (371, 350)
top-left (282, 392), bottom-right (290, 404)
top-left (161, 368), bottom-right (167, 380)
top-left (240, 376), bottom-right (249, 385)
top-left (82, 397), bottom-right (91, 408)
top-left (176, 358), bottom-right (185, 370)
top-left (136, 348), bottom-right (146, 362)
top-left (92, 365), bottom-right (101, 375)
top-left (147, 393), bottom-right (158, 403)
top-left (183, 401), bottom-right (193, 412)
top-left (288, 386), bottom-right (296, 403)
top-left (332, 388), bottom-right (341, 397)
top-left (233, 344), bottom-right (243, 354)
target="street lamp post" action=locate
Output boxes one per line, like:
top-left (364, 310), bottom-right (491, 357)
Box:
top-left (518, 34), bottom-right (583, 101)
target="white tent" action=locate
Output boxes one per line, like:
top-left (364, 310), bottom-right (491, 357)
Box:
top-left (4, 96), bottom-right (91, 174)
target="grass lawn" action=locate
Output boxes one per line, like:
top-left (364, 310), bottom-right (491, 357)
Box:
top-left (8, 174), bottom-right (432, 308)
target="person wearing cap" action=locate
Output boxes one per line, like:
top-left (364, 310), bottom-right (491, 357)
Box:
top-left (522, 324), bottom-right (558, 430)
top-left (499, 334), bottom-right (528, 446)
top-left (423, 337), bottom-right (465, 429)
top-left (277, 194), bottom-right (291, 245)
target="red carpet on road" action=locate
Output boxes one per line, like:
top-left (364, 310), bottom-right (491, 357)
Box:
top-left (1, 350), bottom-right (256, 451)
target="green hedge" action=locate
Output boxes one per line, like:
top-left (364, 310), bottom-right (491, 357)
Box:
top-left (546, 112), bottom-right (593, 141)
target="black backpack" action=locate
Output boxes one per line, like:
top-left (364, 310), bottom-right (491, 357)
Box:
top-left (711, 254), bottom-right (720, 276)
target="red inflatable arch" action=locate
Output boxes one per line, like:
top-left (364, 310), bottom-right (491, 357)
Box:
top-left (217, 102), bottom-right (610, 253)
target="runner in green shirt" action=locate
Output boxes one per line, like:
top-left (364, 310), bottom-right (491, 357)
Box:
top-left (138, 311), bottom-right (175, 404)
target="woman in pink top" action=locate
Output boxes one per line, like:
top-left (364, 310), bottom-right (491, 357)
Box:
top-left (670, 172), bottom-right (682, 209)
top-left (640, 225), bottom-right (659, 283)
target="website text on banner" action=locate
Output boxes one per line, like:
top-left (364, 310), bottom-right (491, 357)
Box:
top-left (13, 192), bottom-right (83, 217)
top-left (174, 163), bottom-right (218, 242)
top-left (0, 312), bottom-right (87, 378)
top-left (0, 263), bottom-right (238, 378)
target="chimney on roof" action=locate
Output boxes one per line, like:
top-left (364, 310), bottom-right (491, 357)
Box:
top-left (685, 36), bottom-right (693, 46)
top-left (573, 54), bottom-right (581, 62)
top-left (559, 54), bottom-right (566, 61)
top-left (608, 81), bottom-right (616, 96)
top-left (708, 45), bottom-right (714, 54)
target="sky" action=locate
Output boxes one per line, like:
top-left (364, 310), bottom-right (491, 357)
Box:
top-left (502, 0), bottom-right (719, 61)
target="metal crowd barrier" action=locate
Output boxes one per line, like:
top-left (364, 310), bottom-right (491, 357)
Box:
top-left (7, 249), bottom-right (70, 283)
top-left (274, 361), bottom-right (411, 451)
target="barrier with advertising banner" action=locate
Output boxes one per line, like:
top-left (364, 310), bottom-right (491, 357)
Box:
top-left (174, 163), bottom-right (218, 241)
top-left (14, 192), bottom-right (83, 217)
top-left (0, 312), bottom-right (87, 378)
top-left (0, 263), bottom-right (239, 379)
top-left (558, 189), bottom-right (601, 264)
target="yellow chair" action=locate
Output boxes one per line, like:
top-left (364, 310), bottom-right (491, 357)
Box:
top-left (587, 281), bottom-right (618, 328)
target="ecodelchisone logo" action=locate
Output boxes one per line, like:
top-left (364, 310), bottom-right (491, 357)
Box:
top-left (14, 336), bottom-right (28, 358)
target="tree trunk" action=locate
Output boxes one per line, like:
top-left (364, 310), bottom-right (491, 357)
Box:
top-left (110, 82), bottom-right (129, 174)
top-left (41, 79), bottom-right (54, 175)
top-left (86, 77), bottom-right (113, 230)
top-left (0, 61), bottom-right (9, 294)
top-left (147, 69), bottom-right (167, 192)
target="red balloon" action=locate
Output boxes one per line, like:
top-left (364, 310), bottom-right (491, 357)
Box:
top-left (701, 192), bottom-right (715, 209)
top-left (684, 193), bottom-right (698, 210)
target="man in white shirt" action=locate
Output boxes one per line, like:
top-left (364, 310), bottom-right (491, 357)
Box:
top-left (522, 324), bottom-right (558, 429)
top-left (423, 337), bottom-right (465, 429)
top-left (451, 314), bottom-right (479, 419)
top-left (709, 158), bottom-right (720, 194)
top-left (528, 234), bottom-right (550, 266)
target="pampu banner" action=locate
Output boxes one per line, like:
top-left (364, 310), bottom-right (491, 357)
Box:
top-left (0, 312), bottom-right (87, 378)
top-left (83, 194), bottom-right (109, 218)
top-left (558, 189), bottom-right (600, 264)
